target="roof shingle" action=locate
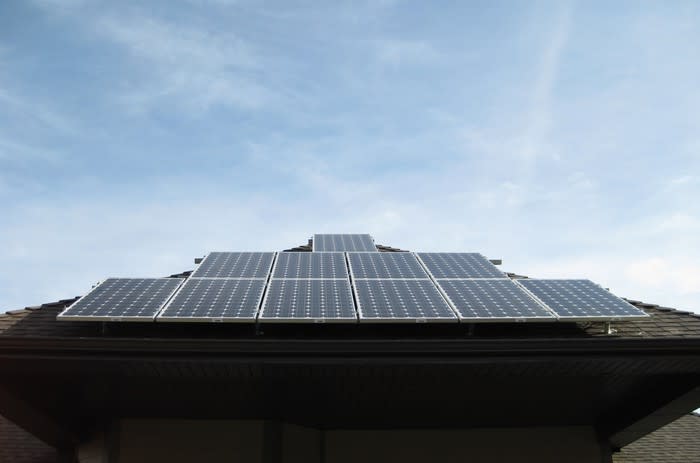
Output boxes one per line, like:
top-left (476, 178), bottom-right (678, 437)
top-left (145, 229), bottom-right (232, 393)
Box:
top-left (614, 413), bottom-right (700, 462)
top-left (0, 415), bottom-right (58, 463)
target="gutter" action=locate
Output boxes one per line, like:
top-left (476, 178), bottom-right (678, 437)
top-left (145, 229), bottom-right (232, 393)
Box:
top-left (0, 336), bottom-right (699, 359)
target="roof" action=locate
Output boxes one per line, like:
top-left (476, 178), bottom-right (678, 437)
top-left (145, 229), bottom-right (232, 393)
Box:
top-left (0, 240), bottom-right (698, 455)
top-left (614, 413), bottom-right (700, 462)
top-left (5, 239), bottom-right (698, 340)
top-left (0, 415), bottom-right (58, 463)
top-left (2, 286), bottom-right (699, 341)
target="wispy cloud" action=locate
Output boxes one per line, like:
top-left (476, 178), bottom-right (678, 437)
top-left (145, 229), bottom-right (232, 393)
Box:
top-left (0, 49), bottom-right (73, 171)
top-left (519, 2), bottom-right (573, 162)
top-left (669, 175), bottom-right (698, 186)
top-left (453, 4), bottom-right (574, 173)
top-left (31, 0), bottom-right (87, 9)
top-left (0, 85), bottom-right (77, 136)
top-left (0, 137), bottom-right (62, 163)
top-left (95, 15), bottom-right (272, 113)
top-left (625, 257), bottom-right (700, 295)
top-left (374, 39), bottom-right (440, 67)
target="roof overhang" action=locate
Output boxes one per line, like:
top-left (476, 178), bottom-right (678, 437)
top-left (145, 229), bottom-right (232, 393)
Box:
top-left (0, 335), bottom-right (699, 450)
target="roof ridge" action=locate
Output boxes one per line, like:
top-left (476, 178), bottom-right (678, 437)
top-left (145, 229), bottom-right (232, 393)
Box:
top-left (1, 297), bottom-right (80, 317)
top-left (376, 244), bottom-right (408, 252)
top-left (624, 298), bottom-right (700, 319)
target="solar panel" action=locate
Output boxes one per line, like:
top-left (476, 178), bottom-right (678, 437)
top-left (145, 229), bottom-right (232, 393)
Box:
top-left (417, 253), bottom-right (505, 279)
top-left (273, 252), bottom-right (348, 279)
top-left (436, 279), bottom-right (554, 321)
top-left (190, 252), bottom-right (275, 279)
top-left (353, 279), bottom-right (457, 322)
top-left (348, 252), bottom-right (428, 279)
top-left (313, 234), bottom-right (377, 252)
top-left (259, 279), bottom-right (356, 322)
top-left (517, 279), bottom-right (649, 320)
top-left (57, 278), bottom-right (184, 321)
top-left (157, 278), bottom-right (265, 322)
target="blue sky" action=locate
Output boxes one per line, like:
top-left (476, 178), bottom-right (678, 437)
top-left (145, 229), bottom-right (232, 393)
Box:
top-left (1, 0), bottom-right (699, 313)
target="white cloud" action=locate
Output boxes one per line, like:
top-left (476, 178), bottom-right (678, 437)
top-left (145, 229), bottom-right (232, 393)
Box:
top-left (374, 39), bottom-right (440, 67)
top-left (503, 2), bottom-right (574, 164)
top-left (652, 213), bottom-right (700, 233)
top-left (670, 175), bottom-right (697, 186)
top-left (0, 51), bottom-right (75, 170)
top-left (185, 0), bottom-right (239, 5)
top-left (94, 15), bottom-right (272, 113)
top-left (31, 0), bottom-right (87, 9)
top-left (625, 257), bottom-right (700, 295)
top-left (0, 86), bottom-right (77, 136)
top-left (0, 137), bottom-right (63, 163)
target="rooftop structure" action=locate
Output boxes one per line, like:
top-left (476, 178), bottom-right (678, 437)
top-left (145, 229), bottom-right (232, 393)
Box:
top-left (0, 234), bottom-right (698, 463)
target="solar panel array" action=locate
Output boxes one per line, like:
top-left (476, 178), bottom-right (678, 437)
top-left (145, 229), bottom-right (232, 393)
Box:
top-left (349, 253), bottom-right (456, 322)
top-left (158, 279), bottom-right (266, 322)
top-left (417, 253), bottom-right (504, 279)
top-left (57, 278), bottom-right (184, 321)
top-left (353, 279), bottom-right (457, 322)
top-left (313, 234), bottom-right (377, 252)
top-left (57, 236), bottom-right (650, 324)
top-left (260, 279), bottom-right (356, 322)
top-left (190, 252), bottom-right (274, 278)
top-left (517, 279), bottom-right (648, 320)
top-left (273, 252), bottom-right (348, 279)
top-left (348, 252), bottom-right (428, 279)
top-left (158, 252), bottom-right (275, 322)
top-left (260, 252), bottom-right (356, 322)
top-left (438, 279), bottom-right (553, 321)
top-left (414, 253), bottom-right (555, 322)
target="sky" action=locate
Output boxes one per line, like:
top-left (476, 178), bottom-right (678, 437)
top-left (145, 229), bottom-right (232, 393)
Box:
top-left (0, 0), bottom-right (699, 315)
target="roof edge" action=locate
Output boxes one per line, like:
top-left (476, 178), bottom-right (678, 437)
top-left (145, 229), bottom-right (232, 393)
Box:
top-left (1, 334), bottom-right (700, 357)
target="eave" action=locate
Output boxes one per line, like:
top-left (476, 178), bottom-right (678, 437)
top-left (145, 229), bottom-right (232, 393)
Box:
top-left (1, 334), bottom-right (700, 357)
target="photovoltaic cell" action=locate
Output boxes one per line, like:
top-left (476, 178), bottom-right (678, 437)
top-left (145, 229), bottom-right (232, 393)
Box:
top-left (157, 278), bottom-right (265, 322)
top-left (353, 279), bottom-right (457, 322)
top-left (191, 252), bottom-right (274, 279)
top-left (259, 279), bottom-right (356, 322)
top-left (417, 253), bottom-right (504, 279)
top-left (273, 252), bottom-right (347, 279)
top-left (517, 279), bottom-right (649, 320)
top-left (348, 252), bottom-right (428, 279)
top-left (57, 278), bottom-right (183, 321)
top-left (313, 234), bottom-right (377, 252)
top-left (436, 279), bottom-right (554, 321)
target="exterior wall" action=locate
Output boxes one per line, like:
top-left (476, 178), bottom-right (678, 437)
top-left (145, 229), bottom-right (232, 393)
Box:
top-left (282, 423), bottom-right (321, 463)
top-left (78, 419), bottom-right (604, 463)
top-left (117, 419), bottom-right (264, 463)
top-left (326, 427), bottom-right (603, 463)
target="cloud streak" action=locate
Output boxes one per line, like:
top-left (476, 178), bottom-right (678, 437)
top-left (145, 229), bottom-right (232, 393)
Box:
top-left (95, 15), bottom-right (272, 113)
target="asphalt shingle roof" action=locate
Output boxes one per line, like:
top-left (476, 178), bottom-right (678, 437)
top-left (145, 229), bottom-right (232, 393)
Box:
top-left (613, 413), bottom-right (700, 462)
top-left (0, 415), bottom-right (58, 463)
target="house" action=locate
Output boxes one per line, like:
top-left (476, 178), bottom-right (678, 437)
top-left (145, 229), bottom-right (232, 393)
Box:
top-left (0, 235), bottom-right (699, 463)
top-left (2, 411), bottom-right (699, 463)
top-left (613, 412), bottom-right (700, 462)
